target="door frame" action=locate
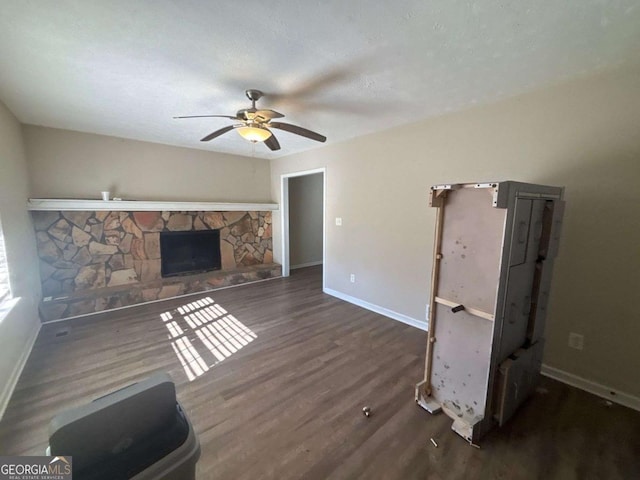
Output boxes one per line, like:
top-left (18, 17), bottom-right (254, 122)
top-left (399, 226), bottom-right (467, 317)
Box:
top-left (280, 167), bottom-right (326, 290)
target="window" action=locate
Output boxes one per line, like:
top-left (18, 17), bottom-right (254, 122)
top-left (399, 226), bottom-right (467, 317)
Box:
top-left (0, 218), bottom-right (10, 303)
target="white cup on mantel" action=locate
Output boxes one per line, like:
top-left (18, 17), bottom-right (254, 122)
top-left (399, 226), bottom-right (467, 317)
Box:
top-left (101, 191), bottom-right (110, 201)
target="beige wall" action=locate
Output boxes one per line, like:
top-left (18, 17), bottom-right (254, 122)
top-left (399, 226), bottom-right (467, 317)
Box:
top-left (0, 101), bottom-right (41, 416)
top-left (23, 126), bottom-right (271, 202)
top-left (271, 65), bottom-right (640, 397)
top-left (289, 173), bottom-right (323, 267)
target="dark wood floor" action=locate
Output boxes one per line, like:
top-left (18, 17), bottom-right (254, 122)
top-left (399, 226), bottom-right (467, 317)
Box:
top-left (1, 266), bottom-right (639, 479)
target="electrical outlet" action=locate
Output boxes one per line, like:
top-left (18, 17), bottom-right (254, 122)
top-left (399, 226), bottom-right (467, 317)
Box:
top-left (350, 273), bottom-right (356, 283)
top-left (568, 332), bottom-right (584, 350)
top-left (336, 217), bottom-right (342, 226)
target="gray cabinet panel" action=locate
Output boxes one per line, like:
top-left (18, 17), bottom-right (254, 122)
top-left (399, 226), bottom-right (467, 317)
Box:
top-left (498, 263), bottom-right (535, 362)
top-left (526, 200), bottom-right (547, 263)
top-left (528, 260), bottom-right (555, 343)
top-left (494, 341), bottom-right (544, 426)
top-left (509, 199), bottom-right (532, 266)
top-left (545, 201), bottom-right (565, 259)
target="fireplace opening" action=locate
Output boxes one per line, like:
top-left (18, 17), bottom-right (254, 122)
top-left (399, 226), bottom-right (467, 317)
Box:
top-left (160, 230), bottom-right (221, 277)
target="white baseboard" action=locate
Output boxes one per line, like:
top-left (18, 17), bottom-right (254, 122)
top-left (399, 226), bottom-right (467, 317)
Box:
top-left (541, 364), bottom-right (640, 412)
top-left (0, 320), bottom-right (41, 420)
top-left (323, 288), bottom-right (427, 331)
top-left (291, 261), bottom-right (323, 270)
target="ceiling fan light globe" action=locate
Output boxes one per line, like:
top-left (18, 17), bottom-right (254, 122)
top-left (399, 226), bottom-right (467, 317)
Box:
top-left (237, 126), bottom-right (272, 143)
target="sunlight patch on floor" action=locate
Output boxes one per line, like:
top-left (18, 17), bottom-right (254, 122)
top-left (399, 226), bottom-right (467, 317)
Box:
top-left (161, 296), bottom-right (257, 381)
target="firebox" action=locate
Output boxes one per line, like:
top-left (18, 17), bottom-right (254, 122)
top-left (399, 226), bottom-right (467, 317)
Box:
top-left (160, 230), bottom-right (221, 277)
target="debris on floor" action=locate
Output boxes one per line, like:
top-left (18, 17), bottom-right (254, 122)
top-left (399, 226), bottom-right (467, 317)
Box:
top-left (362, 406), bottom-right (371, 417)
top-left (430, 438), bottom-right (438, 448)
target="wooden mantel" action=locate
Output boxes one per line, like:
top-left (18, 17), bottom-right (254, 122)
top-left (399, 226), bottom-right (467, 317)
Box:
top-left (27, 198), bottom-right (279, 212)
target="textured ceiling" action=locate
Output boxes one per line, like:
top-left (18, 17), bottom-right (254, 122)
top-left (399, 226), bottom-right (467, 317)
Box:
top-left (1, 1), bottom-right (639, 159)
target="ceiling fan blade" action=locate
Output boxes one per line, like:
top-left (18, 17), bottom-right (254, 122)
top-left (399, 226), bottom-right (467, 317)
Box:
top-left (174, 114), bottom-right (238, 120)
top-left (269, 122), bottom-right (326, 143)
top-left (266, 60), bottom-right (368, 103)
top-left (264, 131), bottom-right (281, 151)
top-left (200, 125), bottom-right (236, 142)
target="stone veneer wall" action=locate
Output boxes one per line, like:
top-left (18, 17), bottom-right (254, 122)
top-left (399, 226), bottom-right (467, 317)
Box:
top-left (31, 210), bottom-right (278, 321)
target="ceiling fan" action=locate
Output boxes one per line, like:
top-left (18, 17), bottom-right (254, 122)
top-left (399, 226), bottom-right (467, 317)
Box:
top-left (174, 89), bottom-right (327, 151)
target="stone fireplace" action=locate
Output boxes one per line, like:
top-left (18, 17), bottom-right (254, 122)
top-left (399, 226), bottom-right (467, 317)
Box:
top-left (31, 208), bottom-right (280, 321)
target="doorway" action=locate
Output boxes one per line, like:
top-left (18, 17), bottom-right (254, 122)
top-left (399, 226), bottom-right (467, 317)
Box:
top-left (280, 168), bottom-right (326, 290)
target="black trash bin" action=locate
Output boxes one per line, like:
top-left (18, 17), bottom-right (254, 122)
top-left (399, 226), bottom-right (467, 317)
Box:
top-left (47, 372), bottom-right (200, 479)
